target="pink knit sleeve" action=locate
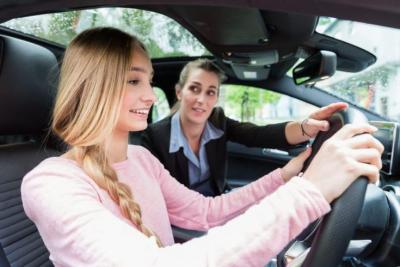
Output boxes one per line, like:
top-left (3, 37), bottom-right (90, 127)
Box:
top-left (163, 168), bottom-right (285, 230)
top-left (139, 147), bottom-right (331, 266)
top-left (158, 177), bottom-right (331, 267)
top-left (140, 147), bottom-right (324, 231)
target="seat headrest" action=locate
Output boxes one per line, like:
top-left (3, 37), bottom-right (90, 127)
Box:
top-left (0, 35), bottom-right (59, 135)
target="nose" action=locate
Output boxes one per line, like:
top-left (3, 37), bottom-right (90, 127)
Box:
top-left (196, 92), bottom-right (206, 104)
top-left (142, 83), bottom-right (156, 104)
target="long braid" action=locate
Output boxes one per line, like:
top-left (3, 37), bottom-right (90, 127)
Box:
top-left (76, 146), bottom-right (163, 247)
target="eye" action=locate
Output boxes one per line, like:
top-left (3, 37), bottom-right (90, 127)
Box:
top-left (207, 90), bottom-right (217, 96)
top-left (128, 79), bottom-right (140, 85)
top-left (189, 85), bottom-right (200, 93)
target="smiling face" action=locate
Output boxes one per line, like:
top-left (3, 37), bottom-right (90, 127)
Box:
top-left (115, 48), bottom-right (156, 134)
top-left (177, 68), bottom-right (219, 126)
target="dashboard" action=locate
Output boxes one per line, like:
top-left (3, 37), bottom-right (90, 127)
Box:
top-left (370, 121), bottom-right (400, 176)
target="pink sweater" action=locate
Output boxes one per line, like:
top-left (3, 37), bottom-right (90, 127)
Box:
top-left (21, 145), bottom-right (330, 267)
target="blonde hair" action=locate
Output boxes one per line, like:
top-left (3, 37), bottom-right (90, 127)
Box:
top-left (52, 27), bottom-right (162, 246)
top-left (171, 58), bottom-right (227, 113)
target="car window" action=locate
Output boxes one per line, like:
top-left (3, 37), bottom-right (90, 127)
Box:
top-left (218, 84), bottom-right (318, 125)
top-left (152, 87), bottom-right (170, 122)
top-left (314, 17), bottom-right (400, 121)
top-left (0, 8), bottom-right (210, 59)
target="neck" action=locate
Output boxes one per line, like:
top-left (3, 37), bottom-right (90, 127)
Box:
top-left (179, 113), bottom-right (206, 156)
top-left (179, 113), bottom-right (205, 141)
top-left (107, 130), bottom-right (129, 163)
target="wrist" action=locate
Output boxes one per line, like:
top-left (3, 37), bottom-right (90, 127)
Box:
top-left (301, 119), bottom-right (312, 138)
top-left (281, 166), bottom-right (297, 182)
top-left (302, 172), bottom-right (334, 203)
top-left (281, 166), bottom-right (289, 182)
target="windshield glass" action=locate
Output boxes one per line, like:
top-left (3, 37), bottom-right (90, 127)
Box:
top-left (316, 17), bottom-right (400, 122)
top-left (0, 8), bottom-right (210, 59)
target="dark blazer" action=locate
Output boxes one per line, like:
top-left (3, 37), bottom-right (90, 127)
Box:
top-left (141, 107), bottom-right (291, 195)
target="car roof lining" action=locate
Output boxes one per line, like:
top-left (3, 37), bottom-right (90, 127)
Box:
top-left (0, 0), bottom-right (399, 29)
top-left (149, 6), bottom-right (376, 77)
top-left (0, 1), bottom-right (382, 79)
top-left (164, 6), bottom-right (269, 47)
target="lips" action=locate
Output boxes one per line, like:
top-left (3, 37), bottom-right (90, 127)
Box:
top-left (129, 108), bottom-right (150, 115)
top-left (192, 107), bottom-right (206, 113)
top-left (128, 108), bottom-right (149, 121)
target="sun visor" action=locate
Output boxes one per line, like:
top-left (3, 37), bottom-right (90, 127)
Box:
top-left (169, 6), bottom-right (269, 46)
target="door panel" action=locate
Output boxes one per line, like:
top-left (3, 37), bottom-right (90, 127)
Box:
top-left (218, 84), bottom-right (318, 189)
top-left (226, 142), bottom-right (307, 189)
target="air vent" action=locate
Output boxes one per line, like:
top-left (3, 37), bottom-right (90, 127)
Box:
top-left (370, 121), bottom-right (399, 176)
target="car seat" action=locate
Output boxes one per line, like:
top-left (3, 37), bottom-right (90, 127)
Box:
top-left (0, 34), bottom-right (60, 267)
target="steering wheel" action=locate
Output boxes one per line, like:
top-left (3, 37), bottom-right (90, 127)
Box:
top-left (283, 109), bottom-right (369, 267)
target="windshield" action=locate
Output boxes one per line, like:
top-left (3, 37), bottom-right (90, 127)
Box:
top-left (316, 17), bottom-right (400, 122)
top-left (0, 8), bottom-right (210, 59)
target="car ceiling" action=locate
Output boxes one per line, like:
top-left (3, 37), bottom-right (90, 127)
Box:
top-left (0, 0), bottom-right (399, 28)
top-left (0, 0), bottom-right (396, 80)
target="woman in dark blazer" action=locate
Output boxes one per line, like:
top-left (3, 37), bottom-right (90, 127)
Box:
top-left (141, 59), bottom-right (347, 196)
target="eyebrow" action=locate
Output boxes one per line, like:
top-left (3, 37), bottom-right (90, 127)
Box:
top-left (130, 66), bottom-right (154, 77)
top-left (190, 81), bottom-right (217, 89)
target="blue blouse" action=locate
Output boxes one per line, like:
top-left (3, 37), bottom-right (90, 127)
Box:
top-left (169, 112), bottom-right (223, 194)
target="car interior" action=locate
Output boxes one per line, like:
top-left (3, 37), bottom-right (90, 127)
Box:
top-left (0, 0), bottom-right (400, 267)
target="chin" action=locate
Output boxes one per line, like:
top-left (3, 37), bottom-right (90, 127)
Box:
top-left (188, 116), bottom-right (208, 125)
top-left (192, 112), bottom-right (211, 123)
top-left (130, 121), bottom-right (148, 132)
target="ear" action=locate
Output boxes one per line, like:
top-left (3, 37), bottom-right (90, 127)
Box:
top-left (175, 84), bottom-right (182, 100)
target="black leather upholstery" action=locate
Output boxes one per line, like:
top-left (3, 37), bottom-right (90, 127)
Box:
top-left (0, 35), bottom-right (58, 135)
top-left (0, 35), bottom-right (59, 267)
top-left (0, 144), bottom-right (58, 267)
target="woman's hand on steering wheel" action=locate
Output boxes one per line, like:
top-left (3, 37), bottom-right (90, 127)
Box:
top-left (302, 123), bottom-right (384, 203)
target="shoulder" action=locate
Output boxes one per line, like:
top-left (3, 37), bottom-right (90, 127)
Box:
top-left (141, 116), bottom-right (173, 150)
top-left (142, 116), bottom-right (172, 143)
top-left (209, 106), bottom-right (227, 129)
top-left (23, 157), bottom-right (86, 181)
top-left (210, 106), bottom-right (226, 118)
top-left (22, 157), bottom-right (98, 193)
top-left (21, 157), bottom-right (101, 218)
top-left (145, 116), bottom-right (172, 133)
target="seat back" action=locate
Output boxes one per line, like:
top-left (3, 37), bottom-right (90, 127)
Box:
top-left (0, 35), bottom-right (60, 267)
top-left (0, 144), bottom-right (58, 267)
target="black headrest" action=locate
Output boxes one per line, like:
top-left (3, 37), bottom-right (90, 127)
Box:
top-left (0, 35), bottom-right (58, 135)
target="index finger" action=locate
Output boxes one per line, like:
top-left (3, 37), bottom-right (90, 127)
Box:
top-left (311, 102), bottom-right (348, 120)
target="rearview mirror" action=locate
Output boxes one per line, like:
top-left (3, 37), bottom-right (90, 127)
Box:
top-left (292, 50), bottom-right (337, 85)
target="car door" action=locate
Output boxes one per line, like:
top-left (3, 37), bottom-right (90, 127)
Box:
top-left (218, 84), bottom-right (319, 189)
